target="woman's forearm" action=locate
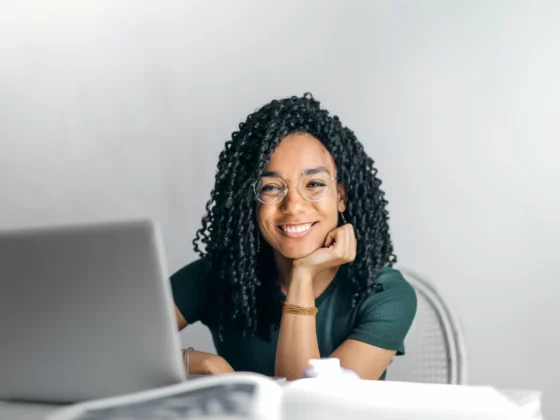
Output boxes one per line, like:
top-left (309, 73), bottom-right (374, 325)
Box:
top-left (275, 270), bottom-right (320, 380)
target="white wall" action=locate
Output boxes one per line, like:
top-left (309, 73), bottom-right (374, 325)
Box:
top-left (1, 0), bottom-right (558, 417)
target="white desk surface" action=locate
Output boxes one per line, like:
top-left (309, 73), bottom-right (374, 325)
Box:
top-left (0, 386), bottom-right (542, 420)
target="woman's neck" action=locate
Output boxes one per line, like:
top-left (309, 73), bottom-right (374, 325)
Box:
top-left (273, 251), bottom-right (339, 298)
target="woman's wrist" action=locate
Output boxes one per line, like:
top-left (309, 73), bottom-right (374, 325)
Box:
top-left (286, 268), bottom-right (315, 307)
top-left (290, 266), bottom-right (314, 284)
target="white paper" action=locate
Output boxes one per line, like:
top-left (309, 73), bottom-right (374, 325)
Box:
top-left (282, 378), bottom-right (536, 420)
top-left (46, 373), bottom-right (282, 420)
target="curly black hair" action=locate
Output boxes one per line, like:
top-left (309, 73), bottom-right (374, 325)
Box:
top-left (193, 93), bottom-right (396, 340)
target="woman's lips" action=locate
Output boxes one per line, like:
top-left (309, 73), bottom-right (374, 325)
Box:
top-left (277, 222), bottom-right (318, 238)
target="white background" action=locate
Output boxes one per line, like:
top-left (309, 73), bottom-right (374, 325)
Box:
top-left (1, 1), bottom-right (558, 417)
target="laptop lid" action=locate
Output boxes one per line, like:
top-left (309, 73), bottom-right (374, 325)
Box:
top-left (0, 219), bottom-right (186, 403)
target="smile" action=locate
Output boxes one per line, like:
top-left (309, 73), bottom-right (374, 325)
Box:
top-left (277, 222), bottom-right (318, 238)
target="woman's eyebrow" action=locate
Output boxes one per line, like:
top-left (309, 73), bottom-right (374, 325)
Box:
top-left (260, 166), bottom-right (330, 178)
top-left (302, 166), bottom-right (330, 176)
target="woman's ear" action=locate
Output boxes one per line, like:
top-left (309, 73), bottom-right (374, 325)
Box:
top-left (337, 183), bottom-right (347, 213)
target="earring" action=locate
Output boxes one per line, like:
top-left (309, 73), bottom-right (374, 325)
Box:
top-left (340, 212), bottom-right (347, 225)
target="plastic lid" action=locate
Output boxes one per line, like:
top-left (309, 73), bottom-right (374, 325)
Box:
top-left (308, 358), bottom-right (342, 375)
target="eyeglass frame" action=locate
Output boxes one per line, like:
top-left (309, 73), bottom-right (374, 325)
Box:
top-left (252, 173), bottom-right (339, 205)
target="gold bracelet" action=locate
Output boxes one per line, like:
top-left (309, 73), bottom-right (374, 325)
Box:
top-left (282, 301), bottom-right (318, 316)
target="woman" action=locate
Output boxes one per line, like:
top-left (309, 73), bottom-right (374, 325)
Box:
top-left (171, 93), bottom-right (417, 381)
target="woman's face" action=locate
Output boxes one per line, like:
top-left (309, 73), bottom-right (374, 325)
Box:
top-left (255, 133), bottom-right (346, 260)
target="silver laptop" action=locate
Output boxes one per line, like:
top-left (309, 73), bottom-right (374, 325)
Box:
top-left (0, 219), bottom-right (186, 403)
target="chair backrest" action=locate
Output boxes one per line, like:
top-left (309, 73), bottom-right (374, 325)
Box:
top-left (386, 267), bottom-right (468, 385)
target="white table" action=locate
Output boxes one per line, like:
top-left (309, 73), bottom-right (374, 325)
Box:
top-left (0, 386), bottom-right (543, 420)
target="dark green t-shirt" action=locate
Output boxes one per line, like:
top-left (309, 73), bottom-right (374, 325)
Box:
top-left (170, 258), bottom-right (417, 380)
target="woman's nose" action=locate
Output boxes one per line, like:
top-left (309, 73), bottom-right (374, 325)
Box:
top-left (279, 183), bottom-right (306, 211)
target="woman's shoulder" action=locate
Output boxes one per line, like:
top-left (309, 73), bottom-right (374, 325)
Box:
top-left (170, 256), bottom-right (210, 282)
top-left (376, 266), bottom-right (415, 292)
top-left (359, 266), bottom-right (417, 311)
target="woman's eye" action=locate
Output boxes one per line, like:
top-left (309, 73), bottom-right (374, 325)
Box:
top-left (306, 181), bottom-right (327, 188)
top-left (261, 184), bottom-right (280, 192)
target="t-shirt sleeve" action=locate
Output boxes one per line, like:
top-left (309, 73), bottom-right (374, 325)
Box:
top-left (347, 268), bottom-right (417, 355)
top-left (169, 258), bottom-right (211, 325)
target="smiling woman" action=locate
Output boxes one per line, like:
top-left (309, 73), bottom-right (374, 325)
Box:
top-left (170, 93), bottom-right (417, 380)
top-left (255, 140), bottom-right (343, 260)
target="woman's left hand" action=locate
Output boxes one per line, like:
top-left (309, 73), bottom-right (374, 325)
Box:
top-left (186, 350), bottom-right (235, 375)
top-left (292, 223), bottom-right (356, 279)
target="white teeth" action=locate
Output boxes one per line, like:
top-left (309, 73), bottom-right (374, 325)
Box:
top-left (283, 223), bottom-right (312, 233)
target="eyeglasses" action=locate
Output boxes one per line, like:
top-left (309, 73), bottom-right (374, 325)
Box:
top-left (253, 172), bottom-right (337, 205)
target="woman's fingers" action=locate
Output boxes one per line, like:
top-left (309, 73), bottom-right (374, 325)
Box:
top-left (327, 224), bottom-right (356, 264)
top-left (324, 230), bottom-right (336, 248)
top-left (294, 224), bottom-right (357, 274)
top-left (347, 224), bottom-right (356, 262)
top-left (343, 224), bottom-right (356, 262)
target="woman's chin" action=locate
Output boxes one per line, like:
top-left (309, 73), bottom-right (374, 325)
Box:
top-left (276, 243), bottom-right (318, 260)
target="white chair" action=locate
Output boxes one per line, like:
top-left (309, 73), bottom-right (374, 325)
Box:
top-left (386, 267), bottom-right (468, 385)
